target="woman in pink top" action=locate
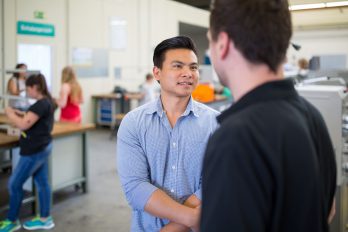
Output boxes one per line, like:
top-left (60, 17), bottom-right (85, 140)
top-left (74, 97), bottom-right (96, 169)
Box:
top-left (55, 66), bottom-right (83, 123)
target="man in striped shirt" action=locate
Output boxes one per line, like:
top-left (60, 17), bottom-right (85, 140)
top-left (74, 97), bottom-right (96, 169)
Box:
top-left (117, 36), bottom-right (219, 232)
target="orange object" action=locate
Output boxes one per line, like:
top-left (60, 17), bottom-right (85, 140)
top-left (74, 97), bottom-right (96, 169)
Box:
top-left (192, 83), bottom-right (215, 103)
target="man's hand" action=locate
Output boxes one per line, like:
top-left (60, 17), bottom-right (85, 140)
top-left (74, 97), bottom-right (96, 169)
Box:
top-left (328, 199), bottom-right (336, 224)
top-left (160, 206), bottom-right (200, 232)
top-left (160, 223), bottom-right (188, 232)
top-left (159, 195), bottom-right (201, 232)
top-left (145, 189), bottom-right (203, 231)
top-left (190, 205), bottom-right (201, 232)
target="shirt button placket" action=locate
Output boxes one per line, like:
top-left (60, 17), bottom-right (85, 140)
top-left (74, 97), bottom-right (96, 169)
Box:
top-left (171, 140), bottom-right (177, 195)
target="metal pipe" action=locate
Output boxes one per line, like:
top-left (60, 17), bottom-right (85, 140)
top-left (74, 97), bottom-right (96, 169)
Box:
top-left (5, 69), bottom-right (40, 74)
top-left (0, 94), bottom-right (32, 100)
top-left (1, 0), bottom-right (5, 108)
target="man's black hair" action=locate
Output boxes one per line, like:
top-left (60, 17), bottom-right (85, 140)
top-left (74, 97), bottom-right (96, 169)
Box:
top-left (153, 36), bottom-right (198, 69)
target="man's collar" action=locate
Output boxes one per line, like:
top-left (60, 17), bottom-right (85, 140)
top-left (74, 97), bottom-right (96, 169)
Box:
top-left (217, 79), bottom-right (297, 123)
top-left (145, 96), bottom-right (199, 118)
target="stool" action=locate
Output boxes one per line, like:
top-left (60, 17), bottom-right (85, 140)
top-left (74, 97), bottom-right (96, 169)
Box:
top-left (110, 113), bottom-right (126, 139)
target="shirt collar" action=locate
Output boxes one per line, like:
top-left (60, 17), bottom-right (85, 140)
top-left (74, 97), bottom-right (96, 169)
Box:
top-left (217, 79), bottom-right (298, 123)
top-left (145, 96), bottom-right (199, 118)
top-left (183, 97), bottom-right (199, 117)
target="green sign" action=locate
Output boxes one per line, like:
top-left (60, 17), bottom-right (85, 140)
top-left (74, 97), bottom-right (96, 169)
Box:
top-left (17, 21), bottom-right (55, 37)
top-left (34, 11), bottom-right (45, 19)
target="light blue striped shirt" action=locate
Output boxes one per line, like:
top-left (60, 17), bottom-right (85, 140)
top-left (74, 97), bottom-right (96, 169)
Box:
top-left (117, 97), bottom-right (219, 231)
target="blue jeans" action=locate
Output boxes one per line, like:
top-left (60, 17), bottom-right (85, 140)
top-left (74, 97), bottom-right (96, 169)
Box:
top-left (7, 143), bottom-right (52, 221)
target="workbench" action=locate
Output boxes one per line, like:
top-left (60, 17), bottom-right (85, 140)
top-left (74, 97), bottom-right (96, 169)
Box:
top-left (0, 114), bottom-right (95, 213)
top-left (92, 92), bottom-right (142, 127)
top-left (203, 95), bottom-right (232, 112)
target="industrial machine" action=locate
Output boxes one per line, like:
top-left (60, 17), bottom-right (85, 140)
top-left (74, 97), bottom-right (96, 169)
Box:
top-left (296, 84), bottom-right (348, 232)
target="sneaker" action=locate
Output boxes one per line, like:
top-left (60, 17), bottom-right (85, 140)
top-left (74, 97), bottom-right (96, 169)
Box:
top-left (23, 216), bottom-right (55, 230)
top-left (0, 219), bottom-right (21, 232)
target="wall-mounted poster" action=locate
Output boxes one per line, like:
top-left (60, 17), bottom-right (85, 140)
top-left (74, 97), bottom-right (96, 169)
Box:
top-left (72, 48), bottom-right (109, 77)
top-left (110, 17), bottom-right (127, 50)
top-left (72, 48), bottom-right (93, 66)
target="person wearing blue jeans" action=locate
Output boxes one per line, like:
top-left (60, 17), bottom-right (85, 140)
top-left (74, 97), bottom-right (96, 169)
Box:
top-left (8, 143), bottom-right (52, 227)
top-left (0, 73), bottom-right (55, 232)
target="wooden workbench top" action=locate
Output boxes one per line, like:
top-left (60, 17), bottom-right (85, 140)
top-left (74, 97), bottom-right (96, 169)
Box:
top-left (52, 122), bottom-right (95, 137)
top-left (0, 133), bottom-right (18, 148)
top-left (92, 92), bottom-right (143, 100)
top-left (92, 93), bottom-right (122, 99)
top-left (0, 114), bottom-right (10, 124)
top-left (0, 114), bottom-right (95, 149)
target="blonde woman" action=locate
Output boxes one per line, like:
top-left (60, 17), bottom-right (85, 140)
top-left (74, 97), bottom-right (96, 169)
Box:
top-left (55, 66), bottom-right (83, 123)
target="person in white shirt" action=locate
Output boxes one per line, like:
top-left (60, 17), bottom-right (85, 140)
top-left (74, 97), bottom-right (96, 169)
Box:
top-left (139, 73), bottom-right (160, 105)
top-left (7, 63), bottom-right (29, 110)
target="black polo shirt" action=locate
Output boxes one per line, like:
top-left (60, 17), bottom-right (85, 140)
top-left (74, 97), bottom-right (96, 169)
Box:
top-left (201, 79), bottom-right (336, 232)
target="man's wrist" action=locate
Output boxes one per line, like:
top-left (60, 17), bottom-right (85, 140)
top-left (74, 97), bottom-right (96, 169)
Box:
top-left (182, 207), bottom-right (198, 228)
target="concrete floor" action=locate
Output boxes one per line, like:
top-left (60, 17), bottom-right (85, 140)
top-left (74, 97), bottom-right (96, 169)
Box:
top-left (16, 129), bottom-right (132, 232)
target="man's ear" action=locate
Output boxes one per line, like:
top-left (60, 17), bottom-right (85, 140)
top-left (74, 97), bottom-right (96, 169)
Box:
top-left (217, 31), bottom-right (230, 60)
top-left (153, 66), bottom-right (161, 82)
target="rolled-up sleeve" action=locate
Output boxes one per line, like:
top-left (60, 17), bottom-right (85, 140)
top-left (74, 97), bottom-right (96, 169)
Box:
top-left (194, 188), bottom-right (202, 201)
top-left (193, 175), bottom-right (202, 200)
top-left (116, 113), bottom-right (158, 210)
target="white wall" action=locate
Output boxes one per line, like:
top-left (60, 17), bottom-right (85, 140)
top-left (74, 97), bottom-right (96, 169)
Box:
top-left (1, 0), bottom-right (67, 118)
top-left (68, 0), bottom-right (209, 123)
top-left (288, 28), bottom-right (348, 69)
top-left (0, 0), bottom-right (3, 98)
top-left (4, 0), bottom-right (67, 96)
top-left (0, 0), bottom-right (209, 123)
top-left (2, 0), bottom-right (17, 97)
top-left (16, 0), bottom-right (67, 92)
top-left (291, 7), bottom-right (348, 29)
top-left (288, 6), bottom-right (348, 68)
top-left (6, 0), bottom-right (347, 123)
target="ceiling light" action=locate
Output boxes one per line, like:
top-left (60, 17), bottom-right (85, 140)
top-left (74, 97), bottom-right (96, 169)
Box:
top-left (326, 1), bottom-right (348, 7)
top-left (289, 3), bottom-right (326, 11)
top-left (289, 1), bottom-right (348, 11)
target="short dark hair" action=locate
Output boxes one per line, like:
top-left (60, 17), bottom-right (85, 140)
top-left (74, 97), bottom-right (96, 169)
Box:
top-left (153, 36), bottom-right (198, 69)
top-left (210, 0), bottom-right (292, 72)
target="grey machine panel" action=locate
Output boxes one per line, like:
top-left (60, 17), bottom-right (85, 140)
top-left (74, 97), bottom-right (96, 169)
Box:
top-left (296, 85), bottom-right (348, 232)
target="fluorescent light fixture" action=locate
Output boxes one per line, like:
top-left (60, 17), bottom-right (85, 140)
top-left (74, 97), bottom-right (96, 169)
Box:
top-left (290, 3), bottom-right (325, 10)
top-left (289, 1), bottom-right (348, 11)
top-left (110, 19), bottom-right (127, 26)
top-left (326, 1), bottom-right (348, 7)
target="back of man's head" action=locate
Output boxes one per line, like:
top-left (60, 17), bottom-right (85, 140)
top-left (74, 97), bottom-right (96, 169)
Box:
top-left (210, 0), bottom-right (292, 73)
top-left (153, 36), bottom-right (198, 69)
